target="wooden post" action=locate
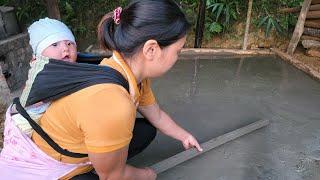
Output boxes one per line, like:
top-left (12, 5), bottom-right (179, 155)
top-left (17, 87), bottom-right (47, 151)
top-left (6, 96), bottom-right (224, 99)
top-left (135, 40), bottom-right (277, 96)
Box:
top-left (194, 0), bottom-right (206, 48)
top-left (242, 0), bottom-right (253, 50)
top-left (46, 0), bottom-right (61, 20)
top-left (287, 0), bottom-right (312, 55)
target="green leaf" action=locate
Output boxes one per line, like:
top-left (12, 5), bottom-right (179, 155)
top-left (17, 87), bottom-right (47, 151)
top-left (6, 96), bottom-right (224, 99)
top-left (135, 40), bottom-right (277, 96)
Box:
top-left (258, 16), bottom-right (269, 28)
top-left (225, 5), bottom-right (230, 25)
top-left (211, 4), bottom-right (219, 14)
top-left (216, 3), bottom-right (224, 21)
top-left (273, 20), bottom-right (284, 34)
top-left (209, 22), bottom-right (223, 33)
top-left (265, 18), bottom-right (273, 37)
top-left (65, 2), bottom-right (74, 16)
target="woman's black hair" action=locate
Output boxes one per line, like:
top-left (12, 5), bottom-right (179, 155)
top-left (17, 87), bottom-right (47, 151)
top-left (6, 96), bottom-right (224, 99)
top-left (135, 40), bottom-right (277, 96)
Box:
top-left (98, 0), bottom-right (190, 57)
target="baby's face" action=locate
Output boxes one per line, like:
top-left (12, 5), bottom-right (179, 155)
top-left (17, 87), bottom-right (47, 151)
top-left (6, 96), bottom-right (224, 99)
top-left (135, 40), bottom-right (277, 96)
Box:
top-left (41, 40), bottom-right (77, 62)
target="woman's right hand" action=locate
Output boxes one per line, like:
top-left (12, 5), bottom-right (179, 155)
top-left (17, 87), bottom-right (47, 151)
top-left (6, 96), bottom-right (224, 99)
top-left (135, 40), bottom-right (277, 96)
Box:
top-left (144, 167), bottom-right (157, 180)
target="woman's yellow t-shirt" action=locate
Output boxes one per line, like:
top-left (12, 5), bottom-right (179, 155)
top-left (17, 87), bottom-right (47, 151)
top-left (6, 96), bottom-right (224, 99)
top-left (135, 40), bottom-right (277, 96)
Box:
top-left (32, 52), bottom-right (156, 179)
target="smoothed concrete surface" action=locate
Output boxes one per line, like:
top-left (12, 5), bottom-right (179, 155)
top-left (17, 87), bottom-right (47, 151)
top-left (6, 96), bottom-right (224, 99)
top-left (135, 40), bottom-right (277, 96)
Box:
top-left (129, 56), bottom-right (320, 180)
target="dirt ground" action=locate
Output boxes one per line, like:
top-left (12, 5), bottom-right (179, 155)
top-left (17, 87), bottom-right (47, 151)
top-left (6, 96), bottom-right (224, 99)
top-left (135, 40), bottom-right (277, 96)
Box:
top-left (293, 47), bottom-right (320, 73)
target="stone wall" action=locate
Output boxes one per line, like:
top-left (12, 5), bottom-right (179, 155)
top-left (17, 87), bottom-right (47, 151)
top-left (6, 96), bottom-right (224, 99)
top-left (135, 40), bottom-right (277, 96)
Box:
top-left (0, 33), bottom-right (31, 147)
top-left (0, 33), bottom-right (32, 93)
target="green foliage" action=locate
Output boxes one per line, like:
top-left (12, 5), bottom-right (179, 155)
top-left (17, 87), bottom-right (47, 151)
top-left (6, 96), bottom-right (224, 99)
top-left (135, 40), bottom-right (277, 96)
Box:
top-left (253, 0), bottom-right (303, 38)
top-left (0, 0), bottom-right (305, 47)
top-left (208, 22), bottom-right (223, 33)
top-left (205, 0), bottom-right (245, 38)
top-left (256, 15), bottom-right (284, 37)
top-left (180, 0), bottom-right (198, 26)
top-left (207, 0), bottom-right (238, 26)
top-left (0, 0), bottom-right (10, 5)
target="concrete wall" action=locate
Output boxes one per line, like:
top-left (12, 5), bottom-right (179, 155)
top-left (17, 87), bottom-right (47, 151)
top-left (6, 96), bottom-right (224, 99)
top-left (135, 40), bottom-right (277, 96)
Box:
top-left (0, 33), bottom-right (32, 93)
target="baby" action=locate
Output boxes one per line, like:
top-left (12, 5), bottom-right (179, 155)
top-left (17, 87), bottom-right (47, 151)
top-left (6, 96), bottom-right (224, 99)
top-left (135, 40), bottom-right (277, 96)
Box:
top-left (13, 17), bottom-right (77, 137)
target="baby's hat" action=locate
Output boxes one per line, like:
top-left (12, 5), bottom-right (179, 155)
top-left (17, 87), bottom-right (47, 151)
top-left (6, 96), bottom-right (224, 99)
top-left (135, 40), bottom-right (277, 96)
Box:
top-left (28, 17), bottom-right (76, 55)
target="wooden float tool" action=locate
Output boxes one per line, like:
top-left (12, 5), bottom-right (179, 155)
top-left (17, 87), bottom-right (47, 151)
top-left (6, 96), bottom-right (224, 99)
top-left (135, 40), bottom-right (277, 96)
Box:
top-left (151, 119), bottom-right (270, 174)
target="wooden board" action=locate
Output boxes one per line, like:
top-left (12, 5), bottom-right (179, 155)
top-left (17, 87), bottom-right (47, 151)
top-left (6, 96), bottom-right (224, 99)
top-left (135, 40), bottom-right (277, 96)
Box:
top-left (302, 40), bottom-right (320, 48)
top-left (305, 19), bottom-right (320, 28)
top-left (312, 0), bottom-right (320, 4)
top-left (301, 35), bottom-right (320, 41)
top-left (307, 10), bottom-right (320, 18)
top-left (304, 27), bottom-right (320, 37)
top-left (280, 4), bottom-right (320, 13)
top-left (151, 119), bottom-right (270, 174)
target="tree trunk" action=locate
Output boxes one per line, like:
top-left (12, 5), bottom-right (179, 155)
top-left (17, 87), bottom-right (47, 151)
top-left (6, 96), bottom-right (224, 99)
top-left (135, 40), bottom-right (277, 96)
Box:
top-left (304, 27), bottom-right (320, 37)
top-left (307, 10), bottom-right (320, 18)
top-left (287, 0), bottom-right (312, 55)
top-left (242, 0), bottom-right (253, 50)
top-left (305, 19), bottom-right (320, 28)
top-left (301, 35), bottom-right (320, 41)
top-left (194, 0), bottom-right (206, 48)
top-left (312, 0), bottom-right (320, 5)
top-left (306, 48), bottom-right (320, 57)
top-left (46, 0), bottom-right (61, 20)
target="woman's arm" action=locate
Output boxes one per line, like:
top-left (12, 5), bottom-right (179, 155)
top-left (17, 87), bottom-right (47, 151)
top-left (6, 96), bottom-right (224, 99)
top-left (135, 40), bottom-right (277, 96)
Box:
top-left (89, 146), bottom-right (156, 180)
top-left (138, 103), bottom-right (203, 152)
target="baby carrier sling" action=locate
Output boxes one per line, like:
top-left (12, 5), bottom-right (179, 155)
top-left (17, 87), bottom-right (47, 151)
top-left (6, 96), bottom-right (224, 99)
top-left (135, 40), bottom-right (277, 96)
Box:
top-left (14, 57), bottom-right (129, 158)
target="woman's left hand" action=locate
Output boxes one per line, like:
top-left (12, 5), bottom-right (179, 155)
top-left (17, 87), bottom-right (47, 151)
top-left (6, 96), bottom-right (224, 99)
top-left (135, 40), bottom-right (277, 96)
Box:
top-left (181, 134), bottom-right (203, 152)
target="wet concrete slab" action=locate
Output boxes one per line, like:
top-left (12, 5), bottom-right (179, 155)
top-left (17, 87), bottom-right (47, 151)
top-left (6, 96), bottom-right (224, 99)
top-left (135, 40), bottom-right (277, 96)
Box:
top-left (128, 55), bottom-right (320, 180)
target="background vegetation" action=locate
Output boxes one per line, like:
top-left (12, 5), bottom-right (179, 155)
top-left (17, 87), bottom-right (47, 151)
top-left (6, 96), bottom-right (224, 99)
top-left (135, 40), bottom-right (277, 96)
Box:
top-left (0, 0), bottom-right (304, 50)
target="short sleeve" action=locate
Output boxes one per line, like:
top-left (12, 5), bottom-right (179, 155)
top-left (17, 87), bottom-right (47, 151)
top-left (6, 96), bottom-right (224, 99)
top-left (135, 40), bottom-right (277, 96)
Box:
top-left (75, 85), bottom-right (136, 153)
top-left (139, 79), bottom-right (156, 106)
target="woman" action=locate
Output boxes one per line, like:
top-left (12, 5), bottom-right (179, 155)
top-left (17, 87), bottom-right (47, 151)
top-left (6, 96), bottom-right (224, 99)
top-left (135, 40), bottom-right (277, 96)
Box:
top-left (1, 0), bottom-right (202, 179)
